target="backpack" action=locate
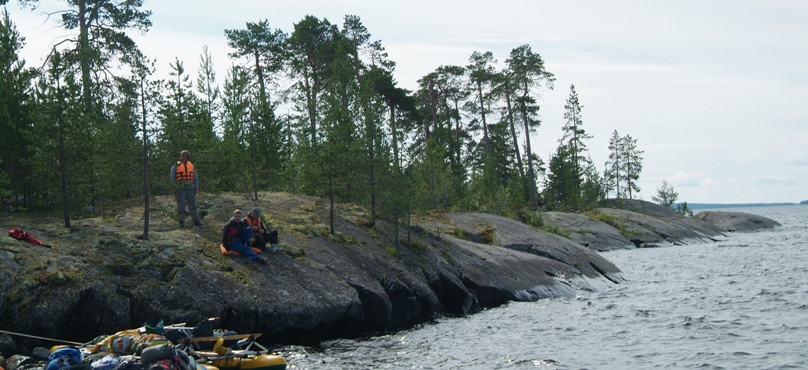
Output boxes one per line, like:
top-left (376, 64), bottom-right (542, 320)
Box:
top-left (46, 347), bottom-right (83, 370)
top-left (110, 335), bottom-right (138, 355)
top-left (139, 345), bottom-right (192, 370)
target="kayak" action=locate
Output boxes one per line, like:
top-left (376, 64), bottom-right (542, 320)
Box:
top-left (200, 353), bottom-right (287, 370)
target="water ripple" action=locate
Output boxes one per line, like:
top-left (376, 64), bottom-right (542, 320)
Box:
top-left (285, 206), bottom-right (808, 369)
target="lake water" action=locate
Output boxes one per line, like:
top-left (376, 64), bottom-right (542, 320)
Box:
top-left (280, 205), bottom-right (808, 369)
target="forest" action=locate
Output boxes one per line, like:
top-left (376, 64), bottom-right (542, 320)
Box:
top-left (0, 1), bottom-right (646, 236)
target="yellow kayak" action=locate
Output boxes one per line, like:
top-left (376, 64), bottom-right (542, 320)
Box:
top-left (202, 353), bottom-right (287, 370)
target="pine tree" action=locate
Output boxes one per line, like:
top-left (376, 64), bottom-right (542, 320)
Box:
top-left (219, 65), bottom-right (251, 191)
top-left (604, 130), bottom-right (623, 198)
top-left (0, 10), bottom-right (35, 209)
top-left (622, 134), bottom-right (643, 199)
top-left (319, 41), bottom-right (361, 234)
top-left (560, 84), bottom-right (592, 176)
top-left (466, 51), bottom-right (496, 154)
top-left (506, 44), bottom-right (555, 208)
top-left (288, 15), bottom-right (339, 147)
top-left (545, 144), bottom-right (579, 210)
top-left (652, 180), bottom-right (678, 208)
top-left (225, 20), bottom-right (287, 195)
top-left (129, 51), bottom-right (158, 239)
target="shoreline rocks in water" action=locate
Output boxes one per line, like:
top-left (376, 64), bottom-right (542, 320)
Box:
top-left (0, 194), bottom-right (781, 357)
top-left (693, 211), bottom-right (782, 233)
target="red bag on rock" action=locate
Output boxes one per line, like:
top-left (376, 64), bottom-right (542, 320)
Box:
top-left (7, 227), bottom-right (51, 247)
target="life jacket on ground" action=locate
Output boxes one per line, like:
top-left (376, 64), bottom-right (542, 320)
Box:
top-left (219, 244), bottom-right (262, 256)
top-left (175, 161), bottom-right (195, 183)
top-left (8, 227), bottom-right (51, 247)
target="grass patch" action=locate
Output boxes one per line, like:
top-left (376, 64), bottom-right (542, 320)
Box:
top-left (540, 225), bottom-right (570, 238)
top-left (585, 210), bottom-right (639, 238)
top-left (473, 222), bottom-right (495, 244)
top-left (405, 239), bottom-right (427, 252)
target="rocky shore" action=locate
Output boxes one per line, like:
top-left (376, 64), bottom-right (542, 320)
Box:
top-left (0, 193), bottom-right (780, 359)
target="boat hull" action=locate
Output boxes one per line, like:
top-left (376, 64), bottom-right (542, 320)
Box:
top-left (210, 354), bottom-right (286, 370)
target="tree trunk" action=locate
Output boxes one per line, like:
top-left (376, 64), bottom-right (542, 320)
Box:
top-left (477, 81), bottom-right (490, 153)
top-left (55, 64), bottom-right (70, 228)
top-left (454, 100), bottom-right (462, 164)
top-left (427, 79), bottom-right (436, 139)
top-left (521, 105), bottom-right (537, 208)
top-left (77, 0), bottom-right (92, 112)
top-left (140, 75), bottom-right (150, 240)
top-left (329, 172), bottom-right (335, 235)
top-left (389, 103), bottom-right (398, 169)
top-left (504, 89), bottom-right (524, 178)
top-left (58, 116), bottom-right (70, 228)
top-left (250, 120), bottom-right (258, 201)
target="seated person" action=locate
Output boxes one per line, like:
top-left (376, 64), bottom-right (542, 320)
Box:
top-left (222, 209), bottom-right (267, 264)
top-left (244, 207), bottom-right (280, 253)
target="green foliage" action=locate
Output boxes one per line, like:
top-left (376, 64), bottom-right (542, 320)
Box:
top-left (652, 180), bottom-right (678, 208)
top-left (1, 9), bottom-right (658, 234)
top-left (383, 245), bottom-right (398, 257)
top-left (0, 11), bottom-right (33, 209)
top-left (541, 224), bottom-right (570, 238)
top-left (411, 138), bottom-right (454, 212)
top-left (605, 131), bottom-right (643, 200)
top-left (506, 44), bottom-right (555, 207)
top-left (585, 210), bottom-right (637, 238)
top-left (523, 211), bottom-right (544, 229)
top-left (545, 144), bottom-right (580, 211)
top-left (676, 201), bottom-right (694, 217)
top-left (405, 239), bottom-right (427, 252)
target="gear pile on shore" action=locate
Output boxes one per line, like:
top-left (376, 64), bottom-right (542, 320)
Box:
top-left (0, 319), bottom-right (286, 370)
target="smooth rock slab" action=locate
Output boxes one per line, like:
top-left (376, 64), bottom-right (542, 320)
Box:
top-left (540, 212), bottom-right (635, 251)
top-left (693, 211), bottom-right (782, 232)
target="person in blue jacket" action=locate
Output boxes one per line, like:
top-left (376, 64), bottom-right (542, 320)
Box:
top-left (221, 209), bottom-right (267, 264)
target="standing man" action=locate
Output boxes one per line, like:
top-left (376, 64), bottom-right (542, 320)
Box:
top-left (170, 150), bottom-right (203, 227)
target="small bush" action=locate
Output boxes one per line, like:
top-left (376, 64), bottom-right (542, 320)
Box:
top-left (384, 246), bottom-right (398, 256)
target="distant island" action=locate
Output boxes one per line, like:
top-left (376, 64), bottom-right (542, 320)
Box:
top-left (801, 200), bottom-right (808, 205)
top-left (685, 202), bottom-right (798, 210)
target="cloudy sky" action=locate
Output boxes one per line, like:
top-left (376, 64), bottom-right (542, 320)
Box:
top-left (7, 0), bottom-right (807, 204)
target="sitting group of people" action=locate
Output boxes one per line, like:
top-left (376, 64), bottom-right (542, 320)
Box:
top-left (221, 207), bottom-right (281, 264)
top-left (169, 149), bottom-right (280, 265)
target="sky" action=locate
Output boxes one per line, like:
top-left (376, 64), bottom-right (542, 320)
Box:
top-left (5, 0), bottom-right (808, 204)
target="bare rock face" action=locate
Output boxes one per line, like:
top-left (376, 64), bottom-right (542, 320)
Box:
top-left (693, 211), bottom-right (782, 232)
top-left (597, 208), bottom-right (727, 248)
top-left (443, 213), bottom-right (623, 288)
top-left (539, 212), bottom-right (635, 251)
top-left (534, 200), bottom-right (730, 250)
top-left (0, 193), bottom-right (625, 353)
top-left (7, 196), bottom-right (767, 354)
top-left (595, 199), bottom-right (728, 248)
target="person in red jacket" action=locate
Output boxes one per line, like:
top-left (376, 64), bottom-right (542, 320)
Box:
top-left (221, 209), bottom-right (267, 264)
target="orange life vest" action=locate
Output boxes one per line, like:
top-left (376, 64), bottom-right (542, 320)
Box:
top-left (176, 161), bottom-right (195, 182)
top-left (245, 214), bottom-right (264, 234)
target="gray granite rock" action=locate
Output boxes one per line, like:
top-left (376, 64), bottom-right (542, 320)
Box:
top-left (693, 211), bottom-right (782, 232)
top-left (539, 212), bottom-right (635, 251)
top-left (597, 207), bottom-right (726, 247)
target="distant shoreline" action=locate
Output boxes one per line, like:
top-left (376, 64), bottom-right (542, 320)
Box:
top-left (684, 202), bottom-right (803, 210)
